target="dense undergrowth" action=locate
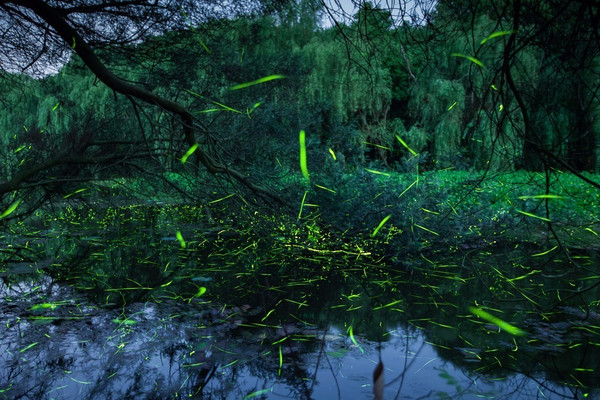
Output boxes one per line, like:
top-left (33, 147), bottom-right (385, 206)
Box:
top-left (3, 169), bottom-right (598, 312)
top-left (48, 169), bottom-right (599, 252)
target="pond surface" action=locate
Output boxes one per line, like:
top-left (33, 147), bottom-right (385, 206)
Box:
top-left (1, 205), bottom-right (599, 399)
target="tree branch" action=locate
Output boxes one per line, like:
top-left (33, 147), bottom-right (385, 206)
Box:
top-left (60, 1), bottom-right (154, 15)
top-left (0, 154), bottom-right (119, 195)
top-left (3, 0), bottom-right (281, 203)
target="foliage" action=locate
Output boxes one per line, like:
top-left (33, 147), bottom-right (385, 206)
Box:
top-left (2, 1), bottom-right (600, 399)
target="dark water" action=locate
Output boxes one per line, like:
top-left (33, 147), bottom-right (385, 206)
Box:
top-left (1, 205), bottom-right (599, 399)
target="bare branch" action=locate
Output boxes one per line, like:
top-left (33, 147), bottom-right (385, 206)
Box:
top-left (2, 0), bottom-right (282, 203)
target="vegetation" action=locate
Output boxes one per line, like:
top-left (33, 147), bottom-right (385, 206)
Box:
top-left (0, 0), bottom-right (599, 399)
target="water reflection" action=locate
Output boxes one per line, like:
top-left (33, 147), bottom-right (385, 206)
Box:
top-left (0, 205), bottom-right (598, 399)
top-left (0, 278), bottom-right (585, 399)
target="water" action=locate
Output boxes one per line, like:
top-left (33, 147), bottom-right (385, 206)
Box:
top-left (0, 286), bottom-right (584, 399)
top-left (1, 205), bottom-right (598, 399)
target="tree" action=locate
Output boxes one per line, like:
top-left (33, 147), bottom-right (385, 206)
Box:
top-left (315, 0), bottom-right (600, 178)
top-left (430, 0), bottom-right (600, 180)
top-left (0, 0), bottom-right (284, 215)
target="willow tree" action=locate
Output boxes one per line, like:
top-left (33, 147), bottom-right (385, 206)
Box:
top-left (429, 0), bottom-right (600, 179)
top-left (302, 3), bottom-right (395, 165)
top-left (0, 0), bottom-right (286, 217)
top-left (316, 0), bottom-right (600, 177)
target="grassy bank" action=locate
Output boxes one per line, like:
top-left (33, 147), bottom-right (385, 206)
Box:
top-left (20, 169), bottom-right (598, 260)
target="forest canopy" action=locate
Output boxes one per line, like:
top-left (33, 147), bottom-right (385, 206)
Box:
top-left (0, 0), bottom-right (598, 219)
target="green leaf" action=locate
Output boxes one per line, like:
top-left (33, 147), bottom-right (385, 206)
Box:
top-left (450, 53), bottom-right (485, 68)
top-left (181, 143), bottom-right (199, 164)
top-left (194, 286), bottom-right (207, 297)
top-left (469, 306), bottom-right (526, 336)
top-left (481, 30), bottom-right (517, 45)
top-left (230, 75), bottom-right (285, 90)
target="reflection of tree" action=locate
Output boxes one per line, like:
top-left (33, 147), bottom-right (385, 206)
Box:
top-left (365, 257), bottom-right (600, 399)
top-left (3, 259), bottom-right (597, 399)
top-left (4, 214), bottom-right (600, 398)
top-left (1, 283), bottom-right (343, 400)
